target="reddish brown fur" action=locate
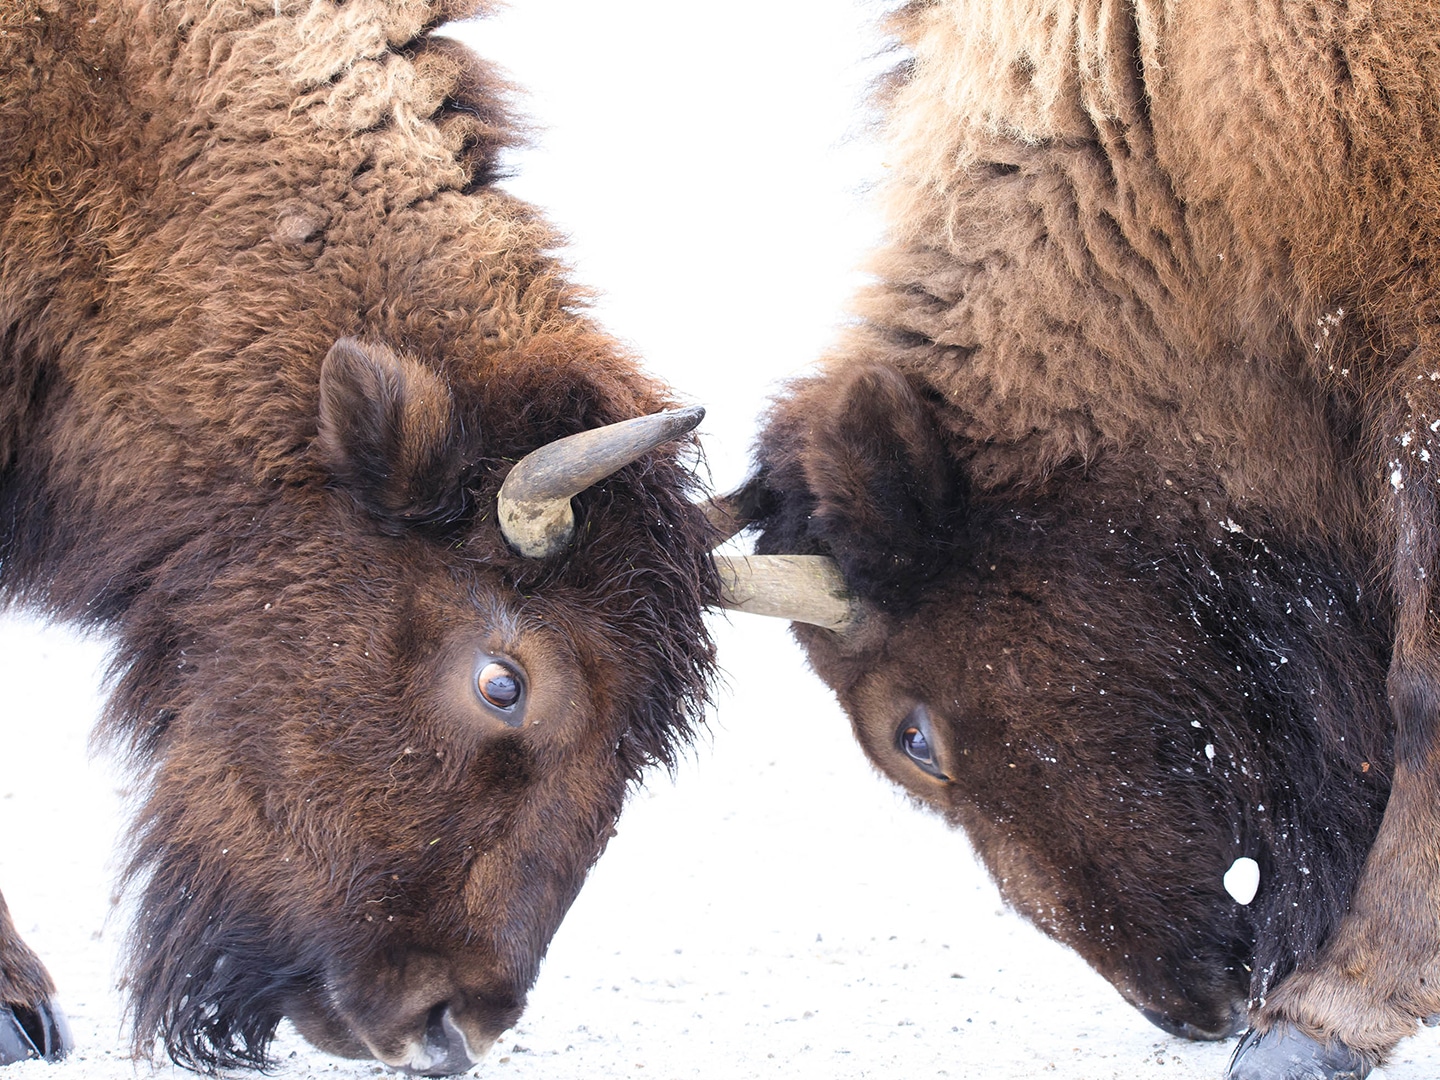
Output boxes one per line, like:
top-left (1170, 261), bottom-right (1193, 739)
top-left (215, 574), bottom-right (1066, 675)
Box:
top-left (0, 0), bottom-right (716, 1072)
top-left (751, 0), bottom-right (1440, 1069)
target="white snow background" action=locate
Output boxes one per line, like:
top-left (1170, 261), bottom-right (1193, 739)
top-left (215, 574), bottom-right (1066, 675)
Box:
top-left (4, 1), bottom-right (1440, 1077)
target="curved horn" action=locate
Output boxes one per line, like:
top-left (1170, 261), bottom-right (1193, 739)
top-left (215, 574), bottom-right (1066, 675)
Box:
top-left (498, 405), bottom-right (705, 558)
top-left (714, 554), bottom-right (859, 632)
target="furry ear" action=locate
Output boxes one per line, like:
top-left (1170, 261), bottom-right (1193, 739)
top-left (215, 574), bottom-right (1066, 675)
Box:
top-left (753, 361), bottom-right (967, 611)
top-left (316, 338), bottom-right (481, 529)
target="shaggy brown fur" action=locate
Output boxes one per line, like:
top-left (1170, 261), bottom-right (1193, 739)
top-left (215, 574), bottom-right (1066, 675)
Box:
top-left (0, 0), bottom-right (717, 1072)
top-left (750, 0), bottom-right (1440, 1073)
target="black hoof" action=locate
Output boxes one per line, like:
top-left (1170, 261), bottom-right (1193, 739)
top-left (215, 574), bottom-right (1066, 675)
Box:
top-left (0, 999), bottom-right (72, 1065)
top-left (1226, 1026), bottom-right (1372, 1080)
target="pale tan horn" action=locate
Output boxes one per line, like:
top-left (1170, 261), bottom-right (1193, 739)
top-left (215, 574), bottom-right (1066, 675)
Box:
top-left (714, 553), bottom-right (858, 632)
top-left (498, 405), bottom-right (705, 558)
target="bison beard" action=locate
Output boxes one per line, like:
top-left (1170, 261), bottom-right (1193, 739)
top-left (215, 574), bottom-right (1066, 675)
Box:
top-left (739, 0), bottom-right (1440, 1077)
top-left (0, 0), bottom-right (716, 1073)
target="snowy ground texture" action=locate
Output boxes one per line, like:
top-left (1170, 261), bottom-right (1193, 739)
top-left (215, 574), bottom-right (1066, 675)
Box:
top-left (5, 0), bottom-right (1440, 1078)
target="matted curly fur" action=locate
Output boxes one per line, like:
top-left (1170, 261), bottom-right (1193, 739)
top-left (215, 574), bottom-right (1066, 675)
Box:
top-left (750, 0), bottom-right (1440, 1074)
top-left (0, 0), bottom-right (716, 1072)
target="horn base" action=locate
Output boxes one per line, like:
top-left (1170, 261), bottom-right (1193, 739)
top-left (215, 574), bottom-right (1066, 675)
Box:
top-left (496, 406), bottom-right (704, 559)
top-left (498, 499), bottom-right (576, 560)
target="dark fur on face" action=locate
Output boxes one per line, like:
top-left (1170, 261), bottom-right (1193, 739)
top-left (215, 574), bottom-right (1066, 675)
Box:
top-left (755, 377), bottom-right (1394, 1036)
top-left (0, 0), bottom-right (716, 1071)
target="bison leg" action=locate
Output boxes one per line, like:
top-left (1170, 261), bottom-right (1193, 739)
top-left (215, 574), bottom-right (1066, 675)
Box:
top-left (1232, 417), bottom-right (1440, 1078)
top-left (1229, 705), bottom-right (1440, 1078)
top-left (0, 890), bottom-right (70, 1064)
top-left (1232, 761), bottom-right (1440, 1078)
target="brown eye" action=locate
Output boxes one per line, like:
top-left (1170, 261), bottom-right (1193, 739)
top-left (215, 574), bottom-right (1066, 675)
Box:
top-left (901, 725), bottom-right (934, 766)
top-left (897, 706), bottom-right (948, 780)
top-left (477, 661), bottom-right (522, 710)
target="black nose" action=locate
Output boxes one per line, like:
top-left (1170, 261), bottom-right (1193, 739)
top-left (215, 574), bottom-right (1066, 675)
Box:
top-left (1139, 1002), bottom-right (1247, 1042)
top-left (405, 1004), bottom-right (475, 1077)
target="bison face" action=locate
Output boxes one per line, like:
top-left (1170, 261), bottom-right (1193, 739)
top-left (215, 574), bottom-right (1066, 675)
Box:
top-left (739, 360), bottom-right (1391, 1043)
top-left (263, 596), bottom-right (627, 1073)
top-left (795, 560), bottom-right (1261, 1041)
top-left (108, 339), bottom-right (717, 1075)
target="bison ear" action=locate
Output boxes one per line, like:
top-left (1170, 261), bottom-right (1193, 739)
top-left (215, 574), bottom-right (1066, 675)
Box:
top-left (316, 338), bottom-right (480, 528)
top-left (753, 362), bottom-right (967, 611)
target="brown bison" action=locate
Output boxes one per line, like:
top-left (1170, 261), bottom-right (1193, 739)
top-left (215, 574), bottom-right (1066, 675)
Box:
top-left (716, 0), bottom-right (1440, 1076)
top-left (0, 0), bottom-right (718, 1073)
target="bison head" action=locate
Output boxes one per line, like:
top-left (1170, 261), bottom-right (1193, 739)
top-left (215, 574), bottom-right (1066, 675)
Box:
top-left (93, 336), bottom-right (718, 1076)
top-left (723, 360), bottom-right (1392, 1042)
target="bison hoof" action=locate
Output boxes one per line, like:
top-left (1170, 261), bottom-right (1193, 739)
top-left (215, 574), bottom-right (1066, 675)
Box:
top-left (0, 999), bottom-right (72, 1065)
top-left (1226, 1026), bottom-right (1371, 1080)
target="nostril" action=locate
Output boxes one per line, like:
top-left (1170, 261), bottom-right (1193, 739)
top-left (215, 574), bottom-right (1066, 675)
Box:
top-left (422, 1002), bottom-right (447, 1044)
top-left (405, 1003), bottom-right (475, 1077)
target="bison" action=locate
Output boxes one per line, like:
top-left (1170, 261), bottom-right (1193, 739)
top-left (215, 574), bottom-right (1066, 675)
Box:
top-left (0, 0), bottom-right (719, 1073)
top-left (715, 1), bottom-right (1440, 1077)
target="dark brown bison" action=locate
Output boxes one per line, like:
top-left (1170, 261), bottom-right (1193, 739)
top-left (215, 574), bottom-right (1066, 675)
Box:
top-left (716, 1), bottom-right (1440, 1076)
top-left (0, 0), bottom-right (718, 1073)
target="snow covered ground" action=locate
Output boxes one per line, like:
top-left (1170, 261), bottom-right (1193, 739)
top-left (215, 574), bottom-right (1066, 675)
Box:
top-left (5, 1), bottom-right (1440, 1078)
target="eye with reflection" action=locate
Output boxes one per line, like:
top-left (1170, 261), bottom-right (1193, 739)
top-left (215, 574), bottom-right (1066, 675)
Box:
top-left (476, 660), bottom-right (523, 712)
top-left (897, 706), bottom-right (948, 780)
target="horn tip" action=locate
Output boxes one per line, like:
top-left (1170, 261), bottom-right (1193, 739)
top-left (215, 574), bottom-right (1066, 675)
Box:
top-left (670, 404), bottom-right (705, 432)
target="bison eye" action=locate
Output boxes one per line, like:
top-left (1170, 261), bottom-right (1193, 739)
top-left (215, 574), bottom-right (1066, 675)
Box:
top-left (901, 725), bottom-right (933, 763)
top-left (477, 661), bottom-right (523, 711)
top-left (898, 706), bottom-right (948, 780)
